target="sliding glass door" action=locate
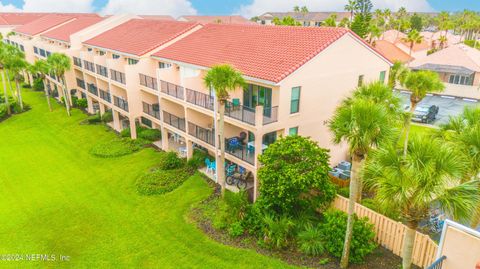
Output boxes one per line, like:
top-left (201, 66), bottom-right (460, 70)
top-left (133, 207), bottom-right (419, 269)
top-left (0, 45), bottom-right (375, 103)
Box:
top-left (243, 84), bottom-right (272, 116)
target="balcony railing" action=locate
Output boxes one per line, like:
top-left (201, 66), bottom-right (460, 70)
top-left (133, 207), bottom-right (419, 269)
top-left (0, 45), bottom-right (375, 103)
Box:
top-left (84, 60), bottom-right (95, 72)
top-left (73, 57), bottom-right (82, 68)
top-left (225, 138), bottom-right (255, 165)
top-left (263, 106), bottom-right (279, 125)
top-left (96, 64), bottom-right (108, 77)
top-left (99, 89), bottom-right (111, 103)
top-left (186, 89), bottom-right (214, 111)
top-left (139, 74), bottom-right (158, 90)
top-left (426, 256), bottom-right (446, 269)
top-left (113, 96), bottom-right (129, 112)
top-left (76, 78), bottom-right (85, 89)
top-left (87, 83), bottom-right (98, 96)
top-left (224, 100), bottom-right (256, 126)
top-left (163, 111), bottom-right (185, 132)
top-left (110, 69), bottom-right (126, 84)
top-left (188, 122), bottom-right (215, 146)
top-left (142, 102), bottom-right (160, 119)
top-left (160, 80), bottom-right (184, 100)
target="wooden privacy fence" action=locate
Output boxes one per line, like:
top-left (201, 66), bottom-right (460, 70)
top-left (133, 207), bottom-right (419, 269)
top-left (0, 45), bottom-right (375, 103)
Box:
top-left (333, 195), bottom-right (438, 268)
top-left (329, 175), bottom-right (350, 188)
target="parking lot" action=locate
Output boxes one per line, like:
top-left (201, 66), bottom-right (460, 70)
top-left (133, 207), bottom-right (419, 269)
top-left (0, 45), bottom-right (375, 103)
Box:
top-left (396, 91), bottom-right (480, 126)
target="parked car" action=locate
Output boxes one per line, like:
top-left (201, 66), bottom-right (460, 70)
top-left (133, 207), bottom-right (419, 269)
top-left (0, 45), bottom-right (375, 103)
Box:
top-left (409, 105), bottom-right (439, 124)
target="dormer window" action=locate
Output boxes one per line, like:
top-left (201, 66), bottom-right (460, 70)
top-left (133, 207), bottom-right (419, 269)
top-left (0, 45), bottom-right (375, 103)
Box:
top-left (98, 50), bottom-right (106, 56)
top-left (112, 54), bottom-right (120, 59)
top-left (127, 58), bottom-right (138, 65)
top-left (159, 62), bottom-right (172, 69)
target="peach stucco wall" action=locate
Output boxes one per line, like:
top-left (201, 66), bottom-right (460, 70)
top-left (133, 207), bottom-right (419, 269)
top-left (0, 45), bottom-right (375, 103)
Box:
top-left (278, 33), bottom-right (391, 165)
top-left (440, 225), bottom-right (480, 269)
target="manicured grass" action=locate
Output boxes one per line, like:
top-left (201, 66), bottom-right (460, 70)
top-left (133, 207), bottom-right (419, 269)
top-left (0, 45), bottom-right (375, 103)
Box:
top-left (0, 85), bottom-right (292, 268)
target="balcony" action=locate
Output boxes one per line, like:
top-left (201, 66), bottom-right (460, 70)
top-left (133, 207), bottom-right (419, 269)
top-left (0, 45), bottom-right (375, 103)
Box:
top-left (76, 78), bottom-right (85, 89)
top-left (96, 64), bottom-right (108, 78)
top-left (225, 137), bottom-right (255, 165)
top-left (160, 80), bottom-right (184, 100)
top-left (87, 83), bottom-right (98, 96)
top-left (139, 74), bottom-right (158, 91)
top-left (262, 106), bottom-right (279, 125)
top-left (224, 100), bottom-right (256, 126)
top-left (73, 57), bottom-right (82, 68)
top-left (186, 89), bottom-right (214, 111)
top-left (84, 60), bottom-right (95, 73)
top-left (163, 111), bottom-right (185, 132)
top-left (110, 69), bottom-right (126, 84)
top-left (99, 89), bottom-right (111, 103)
top-left (142, 102), bottom-right (160, 120)
top-left (188, 122), bottom-right (215, 146)
top-left (113, 96), bottom-right (129, 112)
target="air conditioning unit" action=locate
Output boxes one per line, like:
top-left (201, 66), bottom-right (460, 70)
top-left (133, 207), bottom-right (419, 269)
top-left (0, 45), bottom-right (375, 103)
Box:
top-left (338, 161), bottom-right (351, 171)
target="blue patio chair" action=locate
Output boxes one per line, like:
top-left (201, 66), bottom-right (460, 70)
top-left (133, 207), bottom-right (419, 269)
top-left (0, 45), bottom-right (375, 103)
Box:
top-left (228, 138), bottom-right (241, 151)
top-left (232, 98), bottom-right (240, 109)
top-left (239, 166), bottom-right (246, 175)
top-left (205, 158), bottom-right (212, 174)
top-left (226, 164), bottom-right (236, 177)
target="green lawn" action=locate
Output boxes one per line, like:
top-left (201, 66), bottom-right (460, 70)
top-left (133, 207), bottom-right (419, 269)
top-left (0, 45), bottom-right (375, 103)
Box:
top-left (0, 86), bottom-right (292, 268)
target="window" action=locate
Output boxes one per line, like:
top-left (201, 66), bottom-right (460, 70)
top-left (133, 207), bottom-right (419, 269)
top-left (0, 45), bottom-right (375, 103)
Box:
top-left (96, 64), bottom-right (108, 77)
top-left (263, 131), bottom-right (277, 146)
top-left (315, 21), bottom-right (322, 27)
top-left (159, 62), bottom-right (172, 69)
top-left (261, 20), bottom-right (265, 24)
top-left (141, 117), bottom-right (152, 128)
top-left (289, 127), bottom-right (298, 136)
top-left (379, 71), bottom-right (386, 83)
top-left (448, 74), bottom-right (473, 86)
top-left (127, 58), bottom-right (138, 65)
top-left (112, 54), bottom-right (120, 59)
top-left (110, 69), bottom-right (126, 84)
top-left (358, 75), bottom-right (364, 87)
top-left (139, 74), bottom-right (158, 90)
top-left (87, 48), bottom-right (93, 52)
top-left (33, 46), bottom-right (38, 54)
top-left (98, 50), bottom-right (106, 56)
top-left (290, 87), bottom-right (301, 114)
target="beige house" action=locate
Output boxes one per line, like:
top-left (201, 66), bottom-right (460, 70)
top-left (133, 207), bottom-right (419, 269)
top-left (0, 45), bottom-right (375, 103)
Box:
top-left (6, 15), bottom-right (391, 199)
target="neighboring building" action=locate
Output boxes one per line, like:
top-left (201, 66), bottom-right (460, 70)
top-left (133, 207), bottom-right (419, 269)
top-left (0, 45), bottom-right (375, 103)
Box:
top-left (177, 15), bottom-right (253, 24)
top-left (373, 40), bottom-right (413, 63)
top-left (138, 15), bottom-right (174, 21)
top-left (256, 12), bottom-right (350, 26)
top-left (381, 29), bottom-right (431, 59)
top-left (410, 44), bottom-right (480, 99)
top-left (6, 17), bottom-right (391, 200)
top-left (421, 31), bottom-right (462, 48)
top-left (0, 12), bottom-right (46, 36)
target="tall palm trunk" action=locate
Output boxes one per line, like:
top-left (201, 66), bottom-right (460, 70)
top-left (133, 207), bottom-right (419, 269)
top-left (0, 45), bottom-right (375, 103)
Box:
top-left (403, 101), bottom-right (418, 156)
top-left (217, 100), bottom-right (226, 196)
top-left (41, 75), bottom-right (52, 111)
top-left (340, 154), bottom-right (362, 269)
top-left (14, 77), bottom-right (23, 111)
top-left (1, 70), bottom-right (10, 115)
top-left (5, 70), bottom-right (14, 101)
top-left (59, 75), bottom-right (71, 116)
top-left (402, 220), bottom-right (418, 269)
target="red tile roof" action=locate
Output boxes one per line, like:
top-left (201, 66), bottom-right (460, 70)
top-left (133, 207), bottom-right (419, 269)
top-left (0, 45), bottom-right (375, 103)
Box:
top-left (0, 13), bottom-right (47, 26)
top-left (374, 40), bottom-right (413, 63)
top-left (14, 14), bottom-right (75, 36)
top-left (153, 24), bottom-right (352, 83)
top-left (179, 15), bottom-right (254, 24)
top-left (139, 15), bottom-right (174, 21)
top-left (41, 16), bottom-right (104, 42)
top-left (83, 19), bottom-right (199, 56)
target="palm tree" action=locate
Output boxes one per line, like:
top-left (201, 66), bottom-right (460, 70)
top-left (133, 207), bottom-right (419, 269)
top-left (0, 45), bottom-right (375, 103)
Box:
top-left (363, 135), bottom-right (480, 269)
top-left (203, 64), bottom-right (245, 197)
top-left (401, 70), bottom-right (445, 155)
top-left (351, 81), bottom-right (402, 115)
top-left (438, 35), bottom-right (448, 49)
top-left (0, 42), bottom-right (11, 115)
top-left (323, 14), bottom-right (337, 27)
top-left (3, 45), bottom-right (17, 105)
top-left (402, 29), bottom-right (423, 57)
top-left (31, 59), bottom-right (53, 111)
top-left (47, 53), bottom-right (71, 116)
top-left (388, 61), bottom-right (408, 89)
top-left (293, 5), bottom-right (300, 12)
top-left (329, 97), bottom-right (396, 269)
top-left (5, 48), bottom-right (27, 112)
top-left (344, 0), bottom-right (358, 22)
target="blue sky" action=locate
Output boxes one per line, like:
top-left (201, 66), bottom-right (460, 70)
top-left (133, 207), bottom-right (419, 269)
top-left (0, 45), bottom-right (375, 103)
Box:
top-left (1, 0), bottom-right (479, 16)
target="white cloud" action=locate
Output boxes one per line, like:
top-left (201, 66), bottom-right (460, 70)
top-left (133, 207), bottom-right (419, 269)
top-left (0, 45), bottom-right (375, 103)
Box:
top-left (237, 0), bottom-right (434, 18)
top-left (101, 0), bottom-right (197, 17)
top-left (22, 0), bottom-right (95, 12)
top-left (0, 1), bottom-right (21, 12)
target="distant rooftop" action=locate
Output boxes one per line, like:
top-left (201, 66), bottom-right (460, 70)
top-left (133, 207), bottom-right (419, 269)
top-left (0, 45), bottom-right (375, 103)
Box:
top-left (178, 15), bottom-right (254, 24)
top-left (411, 44), bottom-right (480, 72)
top-left (84, 19), bottom-right (199, 56)
top-left (0, 12), bottom-right (46, 26)
top-left (41, 16), bottom-right (105, 43)
top-left (374, 40), bottom-right (413, 63)
top-left (13, 13), bottom-right (99, 36)
top-left (139, 15), bottom-right (175, 21)
top-left (258, 12), bottom-right (350, 22)
top-left (154, 24), bottom-right (356, 83)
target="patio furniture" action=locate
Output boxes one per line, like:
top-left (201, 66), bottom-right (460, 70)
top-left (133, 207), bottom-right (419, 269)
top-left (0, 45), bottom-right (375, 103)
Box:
top-left (205, 158), bottom-right (216, 174)
top-left (227, 137), bottom-right (241, 151)
top-left (232, 98), bottom-right (240, 109)
top-left (178, 146), bottom-right (187, 157)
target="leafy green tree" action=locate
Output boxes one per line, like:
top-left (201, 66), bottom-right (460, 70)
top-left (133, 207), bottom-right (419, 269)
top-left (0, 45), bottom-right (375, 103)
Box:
top-left (47, 53), bottom-right (72, 116)
top-left (257, 135), bottom-right (336, 216)
top-left (344, 0), bottom-right (358, 22)
top-left (351, 81), bottom-right (402, 115)
top-left (363, 135), bottom-right (480, 269)
top-left (4, 46), bottom-right (27, 112)
top-left (402, 29), bottom-right (423, 56)
top-left (436, 11), bottom-right (454, 37)
top-left (388, 61), bottom-right (408, 89)
top-left (329, 97), bottom-right (396, 269)
top-left (339, 17), bottom-right (350, 28)
top-left (31, 59), bottom-right (53, 111)
top-left (410, 13), bottom-right (423, 31)
top-left (401, 70), bottom-right (444, 155)
top-left (204, 64), bottom-right (245, 197)
top-left (350, 0), bottom-right (373, 38)
top-left (272, 16), bottom-right (301, 26)
top-left (323, 13), bottom-right (337, 27)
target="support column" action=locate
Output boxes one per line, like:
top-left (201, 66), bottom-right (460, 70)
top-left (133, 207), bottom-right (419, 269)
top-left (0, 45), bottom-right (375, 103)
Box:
top-left (87, 96), bottom-right (94, 114)
top-left (253, 131), bottom-right (263, 202)
top-left (129, 118), bottom-right (137, 139)
top-left (253, 169), bottom-right (259, 202)
top-left (186, 139), bottom-right (193, 159)
top-left (99, 103), bottom-right (105, 115)
top-left (161, 127), bottom-right (169, 151)
top-left (255, 105), bottom-right (264, 127)
top-left (113, 110), bottom-right (121, 132)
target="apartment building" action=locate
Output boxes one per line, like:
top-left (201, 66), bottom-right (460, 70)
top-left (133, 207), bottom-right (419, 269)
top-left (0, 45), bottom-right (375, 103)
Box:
top-left (256, 12), bottom-right (351, 26)
top-left (6, 15), bottom-right (391, 199)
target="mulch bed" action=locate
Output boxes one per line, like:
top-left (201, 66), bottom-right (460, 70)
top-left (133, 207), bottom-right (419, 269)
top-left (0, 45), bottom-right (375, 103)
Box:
top-left (189, 176), bottom-right (416, 269)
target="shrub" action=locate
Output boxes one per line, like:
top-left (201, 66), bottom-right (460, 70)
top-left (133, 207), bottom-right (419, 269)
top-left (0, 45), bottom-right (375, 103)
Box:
top-left (361, 198), bottom-right (400, 221)
top-left (71, 96), bottom-right (78, 107)
top-left (89, 138), bottom-right (147, 158)
top-left (159, 151), bottom-right (184, 170)
top-left (320, 210), bottom-right (377, 264)
top-left (120, 128), bottom-right (131, 138)
top-left (138, 128), bottom-right (161, 141)
top-left (32, 79), bottom-right (44, 91)
top-left (260, 214), bottom-right (294, 249)
top-left (10, 101), bottom-right (23, 113)
top-left (0, 103), bottom-right (7, 119)
top-left (228, 221), bottom-right (244, 238)
top-left (297, 224), bottom-right (325, 256)
top-left (76, 98), bottom-right (88, 109)
top-left (135, 168), bottom-right (191, 195)
top-left (186, 149), bottom-right (212, 170)
top-left (210, 191), bottom-right (249, 231)
top-left (337, 186), bottom-right (350, 198)
top-left (22, 83), bottom-right (31, 88)
top-left (82, 113), bottom-right (102, 125)
top-left (102, 111), bottom-right (113, 123)
top-left (257, 135), bottom-right (336, 217)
